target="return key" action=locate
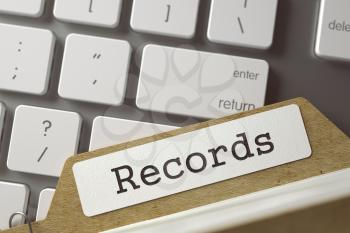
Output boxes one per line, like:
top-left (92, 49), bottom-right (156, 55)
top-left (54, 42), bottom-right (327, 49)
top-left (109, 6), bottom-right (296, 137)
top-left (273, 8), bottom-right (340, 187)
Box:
top-left (136, 44), bottom-right (269, 119)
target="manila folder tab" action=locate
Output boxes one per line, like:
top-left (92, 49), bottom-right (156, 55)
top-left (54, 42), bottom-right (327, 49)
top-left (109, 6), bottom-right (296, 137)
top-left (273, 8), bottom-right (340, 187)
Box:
top-left (4, 97), bottom-right (350, 233)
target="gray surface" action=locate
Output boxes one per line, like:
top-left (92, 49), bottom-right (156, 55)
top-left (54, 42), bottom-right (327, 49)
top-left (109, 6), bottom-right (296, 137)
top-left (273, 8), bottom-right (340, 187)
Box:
top-left (0, 0), bottom-right (349, 222)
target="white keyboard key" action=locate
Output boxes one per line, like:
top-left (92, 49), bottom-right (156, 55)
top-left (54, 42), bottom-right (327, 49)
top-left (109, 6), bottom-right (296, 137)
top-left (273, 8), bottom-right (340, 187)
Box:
top-left (136, 45), bottom-right (268, 119)
top-left (54, 0), bottom-right (122, 28)
top-left (0, 0), bottom-right (45, 17)
top-left (315, 0), bottom-right (350, 62)
top-left (0, 23), bottom-right (55, 95)
top-left (7, 105), bottom-right (82, 177)
top-left (131, 0), bottom-right (200, 39)
top-left (36, 188), bottom-right (55, 221)
top-left (208, 0), bottom-right (278, 49)
top-left (0, 103), bottom-right (6, 142)
top-left (58, 34), bottom-right (131, 106)
top-left (0, 181), bottom-right (29, 230)
top-left (90, 117), bottom-right (178, 151)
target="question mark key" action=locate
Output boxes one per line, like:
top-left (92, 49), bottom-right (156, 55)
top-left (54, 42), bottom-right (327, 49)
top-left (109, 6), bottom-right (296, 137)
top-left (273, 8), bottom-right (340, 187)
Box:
top-left (7, 105), bottom-right (82, 177)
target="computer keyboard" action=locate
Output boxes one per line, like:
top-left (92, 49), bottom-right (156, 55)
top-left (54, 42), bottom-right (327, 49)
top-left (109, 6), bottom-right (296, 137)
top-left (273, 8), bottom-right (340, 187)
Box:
top-left (0, 0), bottom-right (350, 230)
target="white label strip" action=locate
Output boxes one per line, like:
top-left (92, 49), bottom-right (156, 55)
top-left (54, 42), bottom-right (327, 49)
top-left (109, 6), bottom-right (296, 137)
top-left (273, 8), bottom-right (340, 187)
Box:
top-left (73, 104), bottom-right (312, 217)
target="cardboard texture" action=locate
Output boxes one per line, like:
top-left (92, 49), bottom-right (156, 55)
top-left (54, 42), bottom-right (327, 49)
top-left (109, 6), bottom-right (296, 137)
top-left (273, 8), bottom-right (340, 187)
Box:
top-left (3, 97), bottom-right (350, 233)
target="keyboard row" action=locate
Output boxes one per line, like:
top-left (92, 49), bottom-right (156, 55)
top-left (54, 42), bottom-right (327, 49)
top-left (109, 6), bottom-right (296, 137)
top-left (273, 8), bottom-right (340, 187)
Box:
top-left (2, 105), bottom-right (178, 177)
top-left (0, 23), bottom-right (269, 119)
top-left (0, 0), bottom-right (279, 49)
top-left (2, 0), bottom-right (350, 59)
top-left (2, 0), bottom-right (350, 62)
